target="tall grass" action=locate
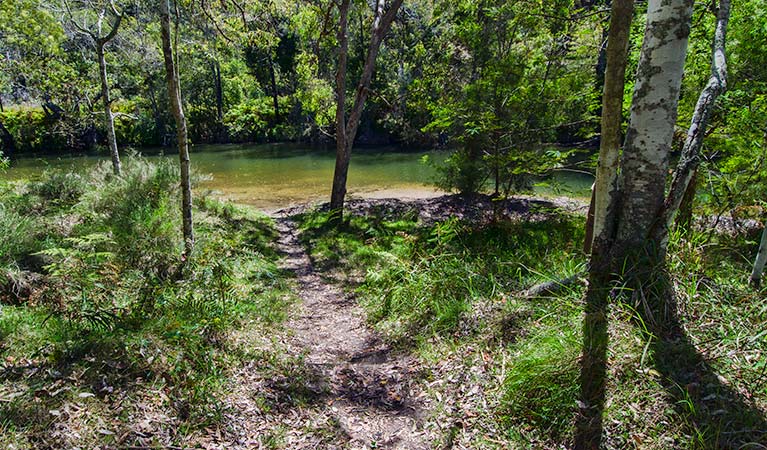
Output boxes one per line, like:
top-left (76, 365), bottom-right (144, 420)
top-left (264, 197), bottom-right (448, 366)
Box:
top-left (0, 157), bottom-right (292, 446)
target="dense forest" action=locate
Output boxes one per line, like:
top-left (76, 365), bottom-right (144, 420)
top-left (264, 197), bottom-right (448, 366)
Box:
top-left (1, 0), bottom-right (767, 448)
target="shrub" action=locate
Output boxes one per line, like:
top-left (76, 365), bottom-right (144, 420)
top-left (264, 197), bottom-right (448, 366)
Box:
top-left (78, 157), bottom-right (182, 276)
top-left (0, 205), bottom-right (39, 269)
top-left (28, 170), bottom-right (87, 208)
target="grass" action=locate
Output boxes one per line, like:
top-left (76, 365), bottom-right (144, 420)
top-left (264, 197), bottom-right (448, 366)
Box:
top-left (295, 203), bottom-right (767, 448)
top-left (0, 157), bottom-right (294, 448)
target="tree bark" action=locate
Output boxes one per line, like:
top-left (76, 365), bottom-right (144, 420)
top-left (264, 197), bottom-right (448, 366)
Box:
top-left (66, 0), bottom-right (123, 174)
top-left (655, 0), bottom-right (730, 247)
top-left (97, 44), bottom-right (122, 175)
top-left (268, 54), bottom-right (280, 122)
top-left (161, 0), bottom-right (194, 258)
top-left (575, 1), bottom-right (693, 448)
top-left (674, 168), bottom-right (697, 233)
top-left (585, 0), bottom-right (634, 254)
top-left (330, 0), bottom-right (350, 215)
top-left (329, 0), bottom-right (403, 216)
top-left (0, 118), bottom-right (15, 157)
top-left (750, 223), bottom-right (767, 288)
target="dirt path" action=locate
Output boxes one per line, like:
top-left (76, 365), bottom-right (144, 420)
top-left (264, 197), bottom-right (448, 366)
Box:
top-left (261, 217), bottom-right (431, 449)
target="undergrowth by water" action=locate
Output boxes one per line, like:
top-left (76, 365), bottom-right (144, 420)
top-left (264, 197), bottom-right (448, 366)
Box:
top-left (0, 158), bottom-right (293, 448)
top-left (296, 205), bottom-right (767, 448)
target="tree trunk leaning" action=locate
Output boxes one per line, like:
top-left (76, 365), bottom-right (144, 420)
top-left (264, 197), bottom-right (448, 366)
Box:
top-left (329, 0), bottom-right (351, 214)
top-left (655, 0), bottom-right (730, 247)
top-left (329, 0), bottom-right (404, 217)
top-left (160, 0), bottom-right (195, 259)
top-left (97, 44), bottom-right (122, 175)
top-left (586, 0), bottom-right (634, 254)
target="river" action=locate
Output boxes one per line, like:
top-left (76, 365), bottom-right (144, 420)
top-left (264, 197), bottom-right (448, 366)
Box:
top-left (2, 143), bottom-right (593, 211)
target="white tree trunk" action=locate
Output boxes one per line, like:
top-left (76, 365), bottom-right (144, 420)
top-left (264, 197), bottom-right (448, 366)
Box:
top-left (751, 223), bottom-right (767, 288)
top-left (615, 0), bottom-right (694, 248)
top-left (656, 0), bottom-right (730, 245)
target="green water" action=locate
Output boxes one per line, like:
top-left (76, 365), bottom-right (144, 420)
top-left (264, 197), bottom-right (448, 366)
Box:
top-left (2, 143), bottom-right (593, 210)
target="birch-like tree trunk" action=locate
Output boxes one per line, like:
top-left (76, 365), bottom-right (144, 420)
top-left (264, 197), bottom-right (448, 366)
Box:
top-left (575, 1), bottom-right (693, 447)
top-left (655, 0), bottom-right (731, 246)
top-left (329, 0), bottom-right (404, 216)
top-left (750, 223), bottom-right (767, 288)
top-left (584, 0), bottom-right (634, 254)
top-left (160, 0), bottom-right (194, 258)
top-left (96, 43), bottom-right (121, 175)
top-left (66, 0), bottom-right (123, 175)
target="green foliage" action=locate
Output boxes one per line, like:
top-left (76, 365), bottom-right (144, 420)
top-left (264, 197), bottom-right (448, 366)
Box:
top-left (0, 205), bottom-right (39, 269)
top-left (28, 170), bottom-right (86, 208)
top-left (500, 328), bottom-right (580, 443)
top-left (298, 207), bottom-right (586, 341)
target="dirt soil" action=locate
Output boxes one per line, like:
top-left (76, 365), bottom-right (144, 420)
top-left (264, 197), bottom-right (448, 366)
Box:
top-left (211, 213), bottom-right (434, 449)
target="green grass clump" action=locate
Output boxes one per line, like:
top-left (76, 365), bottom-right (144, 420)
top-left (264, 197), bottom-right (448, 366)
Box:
top-left (500, 324), bottom-right (580, 444)
top-left (0, 158), bottom-right (293, 447)
top-left (299, 208), bottom-right (586, 342)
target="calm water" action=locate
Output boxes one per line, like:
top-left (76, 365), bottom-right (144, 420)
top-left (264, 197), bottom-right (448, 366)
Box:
top-left (2, 143), bottom-right (593, 211)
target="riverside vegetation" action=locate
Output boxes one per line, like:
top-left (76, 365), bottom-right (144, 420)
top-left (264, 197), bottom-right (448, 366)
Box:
top-left (1, 159), bottom-right (766, 447)
top-left (2, 0), bottom-right (767, 448)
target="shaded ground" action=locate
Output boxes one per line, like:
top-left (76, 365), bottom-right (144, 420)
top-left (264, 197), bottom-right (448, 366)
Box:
top-left (271, 216), bottom-right (430, 448)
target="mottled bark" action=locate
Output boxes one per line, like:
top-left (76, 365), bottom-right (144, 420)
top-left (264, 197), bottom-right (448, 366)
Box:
top-left (329, 0), bottom-right (404, 215)
top-left (586, 0), bottom-right (634, 254)
top-left (750, 223), bottom-right (767, 288)
top-left (161, 0), bottom-right (194, 258)
top-left (615, 0), bottom-right (693, 252)
top-left (655, 0), bottom-right (730, 246)
top-left (575, 1), bottom-right (693, 447)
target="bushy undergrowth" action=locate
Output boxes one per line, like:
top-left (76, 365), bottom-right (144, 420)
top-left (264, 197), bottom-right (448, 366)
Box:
top-left (299, 209), bottom-right (586, 341)
top-left (0, 158), bottom-right (291, 447)
top-left (297, 206), bottom-right (767, 448)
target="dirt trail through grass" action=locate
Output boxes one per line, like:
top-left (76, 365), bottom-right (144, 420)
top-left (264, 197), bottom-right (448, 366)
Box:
top-left (269, 216), bottom-right (430, 449)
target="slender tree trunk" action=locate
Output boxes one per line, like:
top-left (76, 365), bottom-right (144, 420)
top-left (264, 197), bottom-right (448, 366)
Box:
top-left (674, 168), bottom-right (697, 233)
top-left (329, 0), bottom-right (403, 216)
top-left (750, 223), bottom-right (767, 288)
top-left (575, 1), bottom-right (693, 447)
top-left (330, 0), bottom-right (350, 214)
top-left (160, 0), bottom-right (194, 258)
top-left (0, 119), bottom-right (15, 157)
top-left (268, 54), bottom-right (279, 122)
top-left (655, 0), bottom-right (730, 247)
top-left (97, 44), bottom-right (122, 175)
top-left (213, 59), bottom-right (225, 142)
top-left (585, 0), bottom-right (634, 254)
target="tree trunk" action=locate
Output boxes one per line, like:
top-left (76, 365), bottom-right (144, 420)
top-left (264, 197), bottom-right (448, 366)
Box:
top-left (329, 0), bottom-right (350, 214)
top-left (268, 54), bottom-right (280, 122)
top-left (214, 59), bottom-right (223, 123)
top-left (750, 223), bottom-right (767, 288)
top-left (160, 0), bottom-right (194, 258)
top-left (674, 168), bottom-right (697, 234)
top-left (213, 59), bottom-right (225, 142)
top-left (329, 0), bottom-right (403, 216)
top-left (655, 0), bottom-right (730, 247)
top-left (575, 1), bottom-right (693, 448)
top-left (585, 0), bottom-right (634, 254)
top-left (0, 119), bottom-right (15, 157)
top-left (97, 44), bottom-right (122, 175)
